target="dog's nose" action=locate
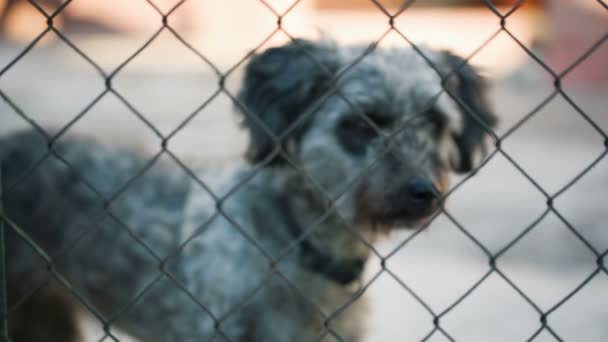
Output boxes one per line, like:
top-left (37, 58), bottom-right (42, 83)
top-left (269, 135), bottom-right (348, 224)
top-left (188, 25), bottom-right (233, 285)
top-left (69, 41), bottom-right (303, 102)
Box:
top-left (406, 177), bottom-right (439, 205)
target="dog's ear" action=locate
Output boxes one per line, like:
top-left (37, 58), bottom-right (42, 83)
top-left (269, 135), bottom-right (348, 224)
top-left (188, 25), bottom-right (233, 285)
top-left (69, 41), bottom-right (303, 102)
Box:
top-left (236, 39), bottom-right (340, 165)
top-left (438, 51), bottom-right (498, 173)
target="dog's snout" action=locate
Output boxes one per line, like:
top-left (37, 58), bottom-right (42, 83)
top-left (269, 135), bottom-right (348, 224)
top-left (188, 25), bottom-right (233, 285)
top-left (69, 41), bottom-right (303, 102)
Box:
top-left (406, 177), bottom-right (439, 204)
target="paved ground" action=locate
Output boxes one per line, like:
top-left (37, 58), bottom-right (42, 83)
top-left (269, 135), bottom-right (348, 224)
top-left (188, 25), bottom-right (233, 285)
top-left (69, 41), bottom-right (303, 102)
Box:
top-left (1, 36), bottom-right (607, 341)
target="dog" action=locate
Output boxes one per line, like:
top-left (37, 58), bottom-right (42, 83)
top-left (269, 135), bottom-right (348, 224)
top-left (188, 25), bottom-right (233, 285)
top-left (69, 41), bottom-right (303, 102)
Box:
top-left (1, 38), bottom-right (497, 341)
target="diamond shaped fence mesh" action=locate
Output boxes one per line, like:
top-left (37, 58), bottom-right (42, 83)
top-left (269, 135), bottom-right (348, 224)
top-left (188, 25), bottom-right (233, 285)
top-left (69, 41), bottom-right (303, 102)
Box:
top-left (0, 0), bottom-right (607, 341)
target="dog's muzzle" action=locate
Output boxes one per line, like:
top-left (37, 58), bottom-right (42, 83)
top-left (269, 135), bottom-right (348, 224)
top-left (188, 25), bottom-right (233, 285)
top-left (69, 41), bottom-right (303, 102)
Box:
top-left (363, 176), bottom-right (442, 228)
top-left (402, 176), bottom-right (441, 217)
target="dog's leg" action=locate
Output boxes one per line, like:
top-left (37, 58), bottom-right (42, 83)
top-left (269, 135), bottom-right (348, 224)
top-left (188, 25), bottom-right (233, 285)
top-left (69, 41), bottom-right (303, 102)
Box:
top-left (8, 280), bottom-right (81, 342)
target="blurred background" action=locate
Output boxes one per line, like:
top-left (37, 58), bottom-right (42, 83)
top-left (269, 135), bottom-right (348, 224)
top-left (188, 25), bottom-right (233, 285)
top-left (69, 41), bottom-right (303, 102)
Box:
top-left (1, 0), bottom-right (607, 341)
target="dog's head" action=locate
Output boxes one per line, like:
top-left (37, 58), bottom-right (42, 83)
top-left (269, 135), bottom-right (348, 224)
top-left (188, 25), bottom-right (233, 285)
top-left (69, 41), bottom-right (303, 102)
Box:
top-left (237, 39), bottom-right (497, 230)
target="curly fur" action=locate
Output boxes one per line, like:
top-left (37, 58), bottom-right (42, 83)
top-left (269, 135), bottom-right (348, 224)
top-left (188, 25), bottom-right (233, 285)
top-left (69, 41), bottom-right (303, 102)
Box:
top-left (2, 38), bottom-right (497, 341)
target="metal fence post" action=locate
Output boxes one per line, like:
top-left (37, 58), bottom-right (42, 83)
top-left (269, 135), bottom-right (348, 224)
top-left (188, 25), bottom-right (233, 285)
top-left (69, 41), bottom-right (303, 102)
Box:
top-left (0, 165), bottom-right (8, 341)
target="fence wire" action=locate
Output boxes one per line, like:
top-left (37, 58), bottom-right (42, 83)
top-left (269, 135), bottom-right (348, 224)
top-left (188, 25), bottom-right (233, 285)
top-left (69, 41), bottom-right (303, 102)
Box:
top-left (0, 0), bottom-right (607, 341)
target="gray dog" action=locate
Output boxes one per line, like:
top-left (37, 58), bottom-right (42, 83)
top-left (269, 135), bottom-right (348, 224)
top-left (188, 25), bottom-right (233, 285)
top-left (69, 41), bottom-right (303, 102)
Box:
top-left (2, 38), bottom-right (496, 341)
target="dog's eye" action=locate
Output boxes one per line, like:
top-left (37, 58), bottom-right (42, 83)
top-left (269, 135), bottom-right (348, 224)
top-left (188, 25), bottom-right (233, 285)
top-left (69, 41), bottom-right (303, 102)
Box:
top-left (341, 117), bottom-right (373, 133)
top-left (433, 119), bottom-right (444, 135)
top-left (337, 114), bottom-right (389, 155)
top-left (425, 109), bottom-right (445, 136)
top-left (341, 113), bottom-right (392, 133)
top-left (367, 113), bottom-right (393, 128)
top-left (428, 117), bottom-right (442, 136)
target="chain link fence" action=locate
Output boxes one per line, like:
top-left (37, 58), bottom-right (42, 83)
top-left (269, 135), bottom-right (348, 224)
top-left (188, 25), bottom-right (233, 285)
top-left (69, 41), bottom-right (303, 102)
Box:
top-left (0, 0), bottom-right (607, 341)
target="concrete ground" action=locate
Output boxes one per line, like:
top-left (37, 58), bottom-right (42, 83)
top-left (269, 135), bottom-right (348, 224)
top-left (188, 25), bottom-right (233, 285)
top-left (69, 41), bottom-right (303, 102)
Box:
top-left (1, 25), bottom-right (607, 342)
